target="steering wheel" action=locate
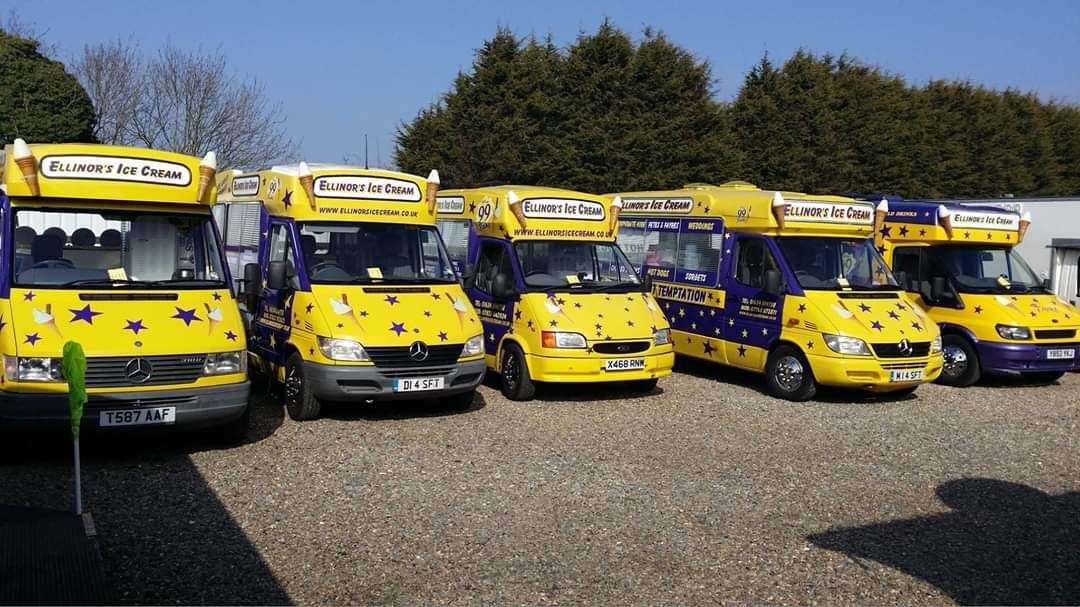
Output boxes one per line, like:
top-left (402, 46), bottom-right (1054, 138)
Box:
top-left (31, 259), bottom-right (75, 269)
top-left (524, 271), bottom-right (550, 278)
top-left (309, 261), bottom-right (343, 275)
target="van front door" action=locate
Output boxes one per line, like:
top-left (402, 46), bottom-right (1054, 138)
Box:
top-left (723, 235), bottom-right (785, 370)
top-left (252, 221), bottom-right (303, 367)
top-left (469, 239), bottom-right (518, 358)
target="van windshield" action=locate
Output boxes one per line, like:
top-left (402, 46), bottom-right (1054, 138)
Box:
top-left (12, 208), bottom-right (226, 288)
top-left (928, 246), bottom-right (1045, 293)
top-left (298, 222), bottom-right (457, 284)
top-left (514, 240), bottom-right (641, 292)
top-left (776, 237), bottom-right (899, 290)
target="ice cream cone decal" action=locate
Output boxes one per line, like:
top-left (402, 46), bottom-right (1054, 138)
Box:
top-left (994, 295), bottom-right (1018, 308)
top-left (873, 198), bottom-right (889, 246)
top-left (938, 205), bottom-right (954, 238)
top-left (544, 294), bottom-right (574, 324)
top-left (771, 191), bottom-right (788, 229)
top-left (426, 170), bottom-right (440, 215)
top-left (507, 190), bottom-right (527, 229)
top-left (609, 196), bottom-right (622, 236)
top-left (446, 293), bottom-right (469, 329)
top-left (197, 151), bottom-right (217, 201)
top-left (298, 161), bottom-right (317, 210)
top-left (33, 303), bottom-right (63, 338)
top-left (329, 293), bottom-right (364, 330)
top-left (1018, 210), bottom-right (1031, 243)
top-left (13, 139), bottom-right (39, 196)
top-left (204, 303), bottom-right (223, 335)
top-left (832, 302), bottom-right (854, 320)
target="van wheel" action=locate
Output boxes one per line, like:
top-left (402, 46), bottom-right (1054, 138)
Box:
top-left (284, 354), bottom-right (321, 420)
top-left (939, 335), bottom-right (980, 387)
top-left (1025, 371), bottom-right (1065, 384)
top-left (500, 344), bottom-right (536, 401)
top-left (626, 378), bottom-right (659, 393)
top-left (441, 390), bottom-right (476, 410)
top-left (765, 345), bottom-right (817, 401)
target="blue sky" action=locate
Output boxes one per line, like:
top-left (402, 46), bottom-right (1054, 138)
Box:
top-left (6, 0), bottom-right (1080, 167)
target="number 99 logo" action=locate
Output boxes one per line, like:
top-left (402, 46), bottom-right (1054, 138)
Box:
top-left (476, 200), bottom-right (494, 226)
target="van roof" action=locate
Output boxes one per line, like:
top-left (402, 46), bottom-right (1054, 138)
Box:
top-left (882, 199), bottom-right (1025, 245)
top-left (437, 185), bottom-right (617, 242)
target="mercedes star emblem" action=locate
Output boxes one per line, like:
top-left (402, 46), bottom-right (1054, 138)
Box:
top-left (409, 341), bottom-right (429, 362)
top-left (125, 358), bottom-right (153, 384)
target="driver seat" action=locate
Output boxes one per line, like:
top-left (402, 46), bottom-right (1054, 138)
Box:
top-left (31, 234), bottom-right (64, 264)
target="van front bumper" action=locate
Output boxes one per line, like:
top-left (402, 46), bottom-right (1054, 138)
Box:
top-left (303, 358), bottom-right (486, 402)
top-left (977, 341), bottom-right (1080, 375)
top-left (525, 351), bottom-right (675, 383)
top-left (0, 382), bottom-right (250, 429)
top-left (807, 353), bottom-right (943, 391)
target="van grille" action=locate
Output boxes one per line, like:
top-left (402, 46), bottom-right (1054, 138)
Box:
top-left (85, 355), bottom-right (206, 387)
top-left (593, 341), bottom-right (650, 354)
top-left (1034, 329), bottom-right (1076, 340)
top-left (872, 342), bottom-right (931, 358)
top-left (365, 344), bottom-right (464, 368)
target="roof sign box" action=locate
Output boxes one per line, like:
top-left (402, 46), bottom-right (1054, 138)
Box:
top-left (784, 200), bottom-right (873, 225)
top-left (230, 174), bottom-right (260, 197)
top-left (39, 154), bottom-right (191, 187)
top-left (620, 197), bottom-right (694, 214)
top-left (437, 195), bottom-right (465, 214)
top-left (313, 174), bottom-right (421, 202)
top-left (948, 209), bottom-right (1020, 231)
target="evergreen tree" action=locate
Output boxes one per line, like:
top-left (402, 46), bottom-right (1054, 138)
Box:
top-left (0, 29), bottom-right (96, 144)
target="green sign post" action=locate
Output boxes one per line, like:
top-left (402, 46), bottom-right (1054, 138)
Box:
top-left (61, 341), bottom-right (87, 515)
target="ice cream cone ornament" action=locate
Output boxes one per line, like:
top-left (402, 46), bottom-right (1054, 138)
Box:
top-left (204, 303), bottom-right (223, 335)
top-left (426, 170), bottom-right (440, 215)
top-left (1018, 210), bottom-right (1032, 243)
top-left (938, 205), bottom-right (954, 238)
top-left (13, 138), bottom-right (40, 196)
top-left (446, 293), bottom-right (469, 328)
top-left (771, 191), bottom-right (788, 229)
top-left (197, 151), bottom-right (217, 201)
top-left (544, 294), bottom-right (574, 323)
top-left (873, 198), bottom-right (889, 245)
top-left (507, 189), bottom-right (527, 229)
top-left (298, 161), bottom-right (317, 210)
top-left (329, 293), bottom-right (363, 329)
top-left (832, 302), bottom-right (854, 319)
top-left (608, 196), bottom-right (622, 236)
top-left (33, 303), bottom-right (63, 338)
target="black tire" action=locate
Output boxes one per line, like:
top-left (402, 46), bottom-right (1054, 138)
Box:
top-left (625, 378), bottom-right (659, 393)
top-left (1024, 371), bottom-right (1065, 384)
top-left (939, 335), bottom-right (980, 387)
top-left (211, 405), bottom-right (250, 445)
top-left (500, 344), bottom-right (536, 401)
top-left (284, 353), bottom-right (321, 420)
top-left (765, 345), bottom-right (817, 401)
top-left (441, 390), bottom-right (476, 410)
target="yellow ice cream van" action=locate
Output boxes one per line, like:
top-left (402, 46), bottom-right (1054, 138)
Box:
top-left (436, 186), bottom-right (674, 401)
top-left (0, 141), bottom-right (250, 437)
top-left (880, 200), bottom-right (1080, 385)
top-left (217, 164), bottom-right (485, 420)
top-left (611, 182), bottom-right (943, 401)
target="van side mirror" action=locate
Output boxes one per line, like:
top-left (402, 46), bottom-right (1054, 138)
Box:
top-left (931, 276), bottom-right (947, 301)
top-left (267, 260), bottom-right (288, 290)
top-left (1043, 277), bottom-right (1051, 290)
top-left (641, 274), bottom-right (653, 294)
top-left (764, 269), bottom-right (783, 295)
top-left (242, 263), bottom-right (262, 309)
top-left (491, 272), bottom-right (516, 300)
top-left (460, 267), bottom-right (476, 289)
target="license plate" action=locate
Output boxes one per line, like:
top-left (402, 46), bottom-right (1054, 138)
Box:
top-left (394, 377), bottom-right (445, 392)
top-left (889, 369), bottom-right (924, 382)
top-left (1046, 348), bottom-right (1076, 360)
top-left (605, 358), bottom-right (646, 372)
top-left (99, 406), bottom-right (176, 427)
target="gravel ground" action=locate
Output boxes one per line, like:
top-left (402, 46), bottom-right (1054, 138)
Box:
top-left (2, 364), bottom-right (1078, 605)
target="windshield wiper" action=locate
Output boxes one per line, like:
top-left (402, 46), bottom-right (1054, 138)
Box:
top-left (59, 278), bottom-right (155, 287)
top-left (149, 279), bottom-right (226, 287)
top-left (589, 281), bottom-right (642, 292)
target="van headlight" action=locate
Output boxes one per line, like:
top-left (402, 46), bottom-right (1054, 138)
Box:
top-left (203, 351), bottom-right (247, 375)
top-left (317, 337), bottom-right (370, 361)
top-left (3, 356), bottom-right (63, 382)
top-left (462, 334), bottom-right (484, 357)
top-left (823, 334), bottom-right (872, 356)
top-left (541, 331), bottom-right (587, 349)
top-left (995, 325), bottom-right (1031, 340)
top-left (931, 335), bottom-right (942, 353)
top-left (653, 328), bottom-right (671, 346)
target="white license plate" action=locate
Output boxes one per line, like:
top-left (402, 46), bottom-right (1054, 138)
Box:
top-left (1046, 348), bottom-right (1076, 360)
top-left (605, 358), bottom-right (646, 372)
top-left (394, 377), bottom-right (445, 392)
top-left (99, 406), bottom-right (176, 427)
top-left (889, 369), bottom-right (924, 383)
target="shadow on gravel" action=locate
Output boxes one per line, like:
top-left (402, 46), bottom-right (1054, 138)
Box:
top-left (672, 356), bottom-right (919, 404)
top-left (808, 478), bottom-right (1080, 605)
top-left (0, 397), bottom-right (291, 605)
top-left (318, 389), bottom-right (489, 421)
top-left (479, 369), bottom-right (666, 403)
